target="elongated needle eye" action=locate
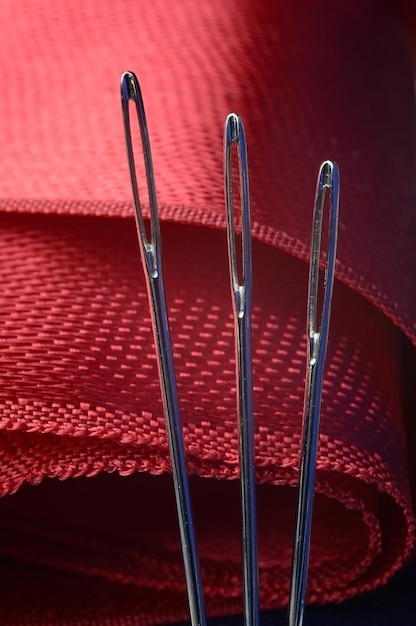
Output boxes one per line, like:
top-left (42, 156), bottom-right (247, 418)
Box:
top-left (288, 160), bottom-right (340, 626)
top-left (224, 113), bottom-right (252, 306)
top-left (307, 161), bottom-right (340, 348)
top-left (121, 71), bottom-right (207, 626)
top-left (225, 113), bottom-right (259, 626)
top-left (120, 70), bottom-right (160, 277)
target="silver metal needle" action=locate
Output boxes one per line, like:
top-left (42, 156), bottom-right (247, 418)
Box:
top-left (121, 70), bottom-right (207, 626)
top-left (121, 70), bottom-right (340, 625)
top-left (224, 113), bottom-right (260, 626)
top-left (288, 160), bottom-right (340, 626)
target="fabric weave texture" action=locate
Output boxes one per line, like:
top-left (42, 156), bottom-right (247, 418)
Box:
top-left (0, 0), bottom-right (415, 623)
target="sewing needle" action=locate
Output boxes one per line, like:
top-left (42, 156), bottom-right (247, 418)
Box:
top-left (121, 70), bottom-right (207, 626)
top-left (288, 160), bottom-right (340, 626)
top-left (224, 113), bottom-right (260, 626)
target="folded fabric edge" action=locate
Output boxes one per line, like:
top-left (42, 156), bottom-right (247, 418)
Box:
top-left (0, 451), bottom-right (412, 610)
top-left (1, 201), bottom-right (415, 348)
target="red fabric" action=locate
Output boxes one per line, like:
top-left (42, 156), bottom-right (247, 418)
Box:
top-left (0, 0), bottom-right (415, 623)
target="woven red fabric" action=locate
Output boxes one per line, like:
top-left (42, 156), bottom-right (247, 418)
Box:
top-left (0, 0), bottom-right (415, 624)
